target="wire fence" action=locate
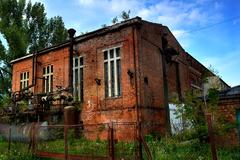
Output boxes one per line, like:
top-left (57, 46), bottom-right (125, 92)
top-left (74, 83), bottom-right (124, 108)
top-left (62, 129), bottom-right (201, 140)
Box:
top-left (1, 119), bottom-right (238, 160)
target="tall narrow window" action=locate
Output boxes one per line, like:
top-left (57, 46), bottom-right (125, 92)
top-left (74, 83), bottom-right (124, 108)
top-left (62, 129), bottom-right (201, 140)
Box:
top-left (73, 56), bottom-right (84, 102)
top-left (20, 72), bottom-right (29, 90)
top-left (104, 47), bottom-right (121, 97)
top-left (43, 65), bottom-right (53, 93)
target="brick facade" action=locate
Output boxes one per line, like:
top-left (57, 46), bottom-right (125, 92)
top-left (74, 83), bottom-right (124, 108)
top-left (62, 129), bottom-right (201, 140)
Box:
top-left (217, 92), bottom-right (240, 146)
top-left (11, 17), bottom-right (229, 139)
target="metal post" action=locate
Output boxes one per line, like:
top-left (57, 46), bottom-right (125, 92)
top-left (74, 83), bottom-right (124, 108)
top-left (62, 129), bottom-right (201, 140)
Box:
top-left (64, 126), bottom-right (68, 160)
top-left (108, 123), bottom-right (115, 160)
top-left (32, 123), bottom-right (36, 153)
top-left (68, 28), bottom-right (76, 93)
top-left (206, 113), bottom-right (218, 160)
top-left (138, 122), bottom-right (143, 160)
top-left (8, 128), bottom-right (11, 152)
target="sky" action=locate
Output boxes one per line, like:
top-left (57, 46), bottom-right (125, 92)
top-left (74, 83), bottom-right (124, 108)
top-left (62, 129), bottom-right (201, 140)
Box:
top-left (1, 0), bottom-right (240, 87)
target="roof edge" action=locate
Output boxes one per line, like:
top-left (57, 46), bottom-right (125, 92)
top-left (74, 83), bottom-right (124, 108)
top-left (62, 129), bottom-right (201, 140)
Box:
top-left (10, 16), bottom-right (142, 64)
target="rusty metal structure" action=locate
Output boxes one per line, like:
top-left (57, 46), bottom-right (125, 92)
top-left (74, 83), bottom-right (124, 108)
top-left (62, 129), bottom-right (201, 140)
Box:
top-left (2, 122), bottom-right (153, 159)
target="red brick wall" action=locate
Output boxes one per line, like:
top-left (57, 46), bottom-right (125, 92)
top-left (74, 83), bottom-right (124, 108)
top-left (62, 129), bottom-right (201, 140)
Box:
top-left (12, 58), bottom-right (33, 92)
top-left (11, 20), bottom-right (211, 139)
top-left (73, 27), bottom-right (137, 126)
top-left (12, 47), bottom-right (69, 93)
top-left (217, 98), bottom-right (240, 146)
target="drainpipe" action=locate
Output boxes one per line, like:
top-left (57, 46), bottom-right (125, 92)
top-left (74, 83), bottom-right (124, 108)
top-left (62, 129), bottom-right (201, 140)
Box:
top-left (175, 62), bottom-right (182, 101)
top-left (161, 34), bottom-right (171, 134)
top-left (68, 28), bottom-right (76, 93)
top-left (32, 52), bottom-right (35, 86)
top-left (31, 51), bottom-right (38, 94)
top-left (132, 25), bottom-right (143, 159)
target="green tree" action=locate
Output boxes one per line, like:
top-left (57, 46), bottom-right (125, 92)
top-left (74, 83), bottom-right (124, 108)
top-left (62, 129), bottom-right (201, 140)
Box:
top-left (0, 0), bottom-right (28, 64)
top-left (46, 16), bottom-right (68, 46)
top-left (24, 1), bottom-right (48, 53)
top-left (0, 0), bottom-right (68, 93)
top-left (121, 10), bottom-right (131, 20)
top-left (112, 16), bottom-right (118, 24)
top-left (173, 87), bottom-right (232, 142)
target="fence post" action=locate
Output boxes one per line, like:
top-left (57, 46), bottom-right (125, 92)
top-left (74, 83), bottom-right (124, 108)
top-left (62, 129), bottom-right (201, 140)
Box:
top-left (64, 126), bottom-right (68, 160)
top-left (108, 123), bottom-right (115, 160)
top-left (32, 123), bottom-right (36, 154)
top-left (8, 127), bottom-right (11, 152)
top-left (138, 121), bottom-right (143, 160)
top-left (206, 113), bottom-right (218, 160)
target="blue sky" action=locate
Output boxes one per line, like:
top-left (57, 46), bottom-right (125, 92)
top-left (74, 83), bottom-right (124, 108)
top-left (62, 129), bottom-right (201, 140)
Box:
top-left (1, 0), bottom-right (240, 86)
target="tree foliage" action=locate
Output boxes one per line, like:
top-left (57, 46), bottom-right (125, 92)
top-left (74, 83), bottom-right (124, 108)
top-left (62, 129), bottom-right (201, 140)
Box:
top-left (121, 10), bottom-right (131, 20)
top-left (110, 10), bottom-right (131, 25)
top-left (173, 87), bottom-right (233, 142)
top-left (0, 0), bottom-right (68, 65)
top-left (0, 0), bottom-right (68, 93)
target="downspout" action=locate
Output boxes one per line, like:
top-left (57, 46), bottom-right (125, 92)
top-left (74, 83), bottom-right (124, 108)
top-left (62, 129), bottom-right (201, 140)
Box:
top-left (175, 62), bottom-right (182, 101)
top-left (32, 52), bottom-right (35, 86)
top-left (161, 35), bottom-right (171, 134)
top-left (132, 24), bottom-right (142, 159)
top-left (31, 51), bottom-right (38, 93)
top-left (68, 28), bottom-right (76, 93)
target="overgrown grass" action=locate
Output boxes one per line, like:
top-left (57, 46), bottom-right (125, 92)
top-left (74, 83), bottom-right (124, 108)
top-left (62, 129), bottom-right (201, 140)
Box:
top-left (37, 136), bottom-right (136, 159)
top-left (1, 134), bottom-right (240, 160)
top-left (145, 135), bottom-right (240, 160)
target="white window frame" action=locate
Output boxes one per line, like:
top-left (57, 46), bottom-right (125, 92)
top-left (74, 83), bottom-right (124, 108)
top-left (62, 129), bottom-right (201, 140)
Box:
top-left (20, 71), bottom-right (29, 89)
top-left (73, 56), bottom-right (84, 102)
top-left (104, 46), bottom-right (121, 97)
top-left (43, 65), bottom-right (53, 93)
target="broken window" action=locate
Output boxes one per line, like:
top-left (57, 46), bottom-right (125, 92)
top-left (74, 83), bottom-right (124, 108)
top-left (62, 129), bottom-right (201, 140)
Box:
top-left (20, 71), bottom-right (29, 90)
top-left (73, 56), bottom-right (84, 102)
top-left (104, 47), bottom-right (121, 98)
top-left (43, 65), bottom-right (53, 93)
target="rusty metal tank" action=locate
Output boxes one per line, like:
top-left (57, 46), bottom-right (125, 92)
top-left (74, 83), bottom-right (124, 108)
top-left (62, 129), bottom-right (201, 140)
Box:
top-left (64, 106), bottom-right (78, 125)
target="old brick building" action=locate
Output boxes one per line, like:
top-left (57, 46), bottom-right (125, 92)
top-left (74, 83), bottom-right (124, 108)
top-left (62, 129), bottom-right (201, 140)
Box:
top-left (217, 86), bottom-right (240, 145)
top-left (11, 17), bottom-right (229, 137)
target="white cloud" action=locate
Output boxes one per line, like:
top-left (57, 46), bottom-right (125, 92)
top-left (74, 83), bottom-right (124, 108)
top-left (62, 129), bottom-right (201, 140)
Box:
top-left (200, 49), bottom-right (240, 86)
top-left (78, 0), bottom-right (94, 5)
top-left (172, 30), bottom-right (188, 39)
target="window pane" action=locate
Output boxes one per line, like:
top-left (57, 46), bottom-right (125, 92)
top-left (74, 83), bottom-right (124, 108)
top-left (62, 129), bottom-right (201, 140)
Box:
top-left (116, 48), bottom-right (120, 57)
top-left (50, 75), bottom-right (53, 92)
top-left (104, 51), bottom-right (108, 60)
top-left (111, 61), bottom-right (115, 97)
top-left (47, 66), bottom-right (49, 74)
top-left (75, 69), bottom-right (78, 84)
top-left (27, 72), bottom-right (29, 79)
top-left (104, 62), bottom-right (108, 97)
top-left (51, 65), bottom-right (53, 73)
top-left (110, 49), bottom-right (114, 58)
top-left (117, 59), bottom-right (121, 96)
top-left (80, 68), bottom-right (83, 102)
top-left (75, 58), bottom-right (78, 67)
top-left (73, 69), bottom-right (79, 100)
top-left (75, 69), bottom-right (78, 99)
top-left (80, 57), bottom-right (83, 66)
top-left (46, 77), bottom-right (49, 92)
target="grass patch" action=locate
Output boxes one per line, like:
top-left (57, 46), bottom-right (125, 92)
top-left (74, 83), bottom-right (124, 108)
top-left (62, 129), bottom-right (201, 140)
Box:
top-left (1, 134), bottom-right (240, 160)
